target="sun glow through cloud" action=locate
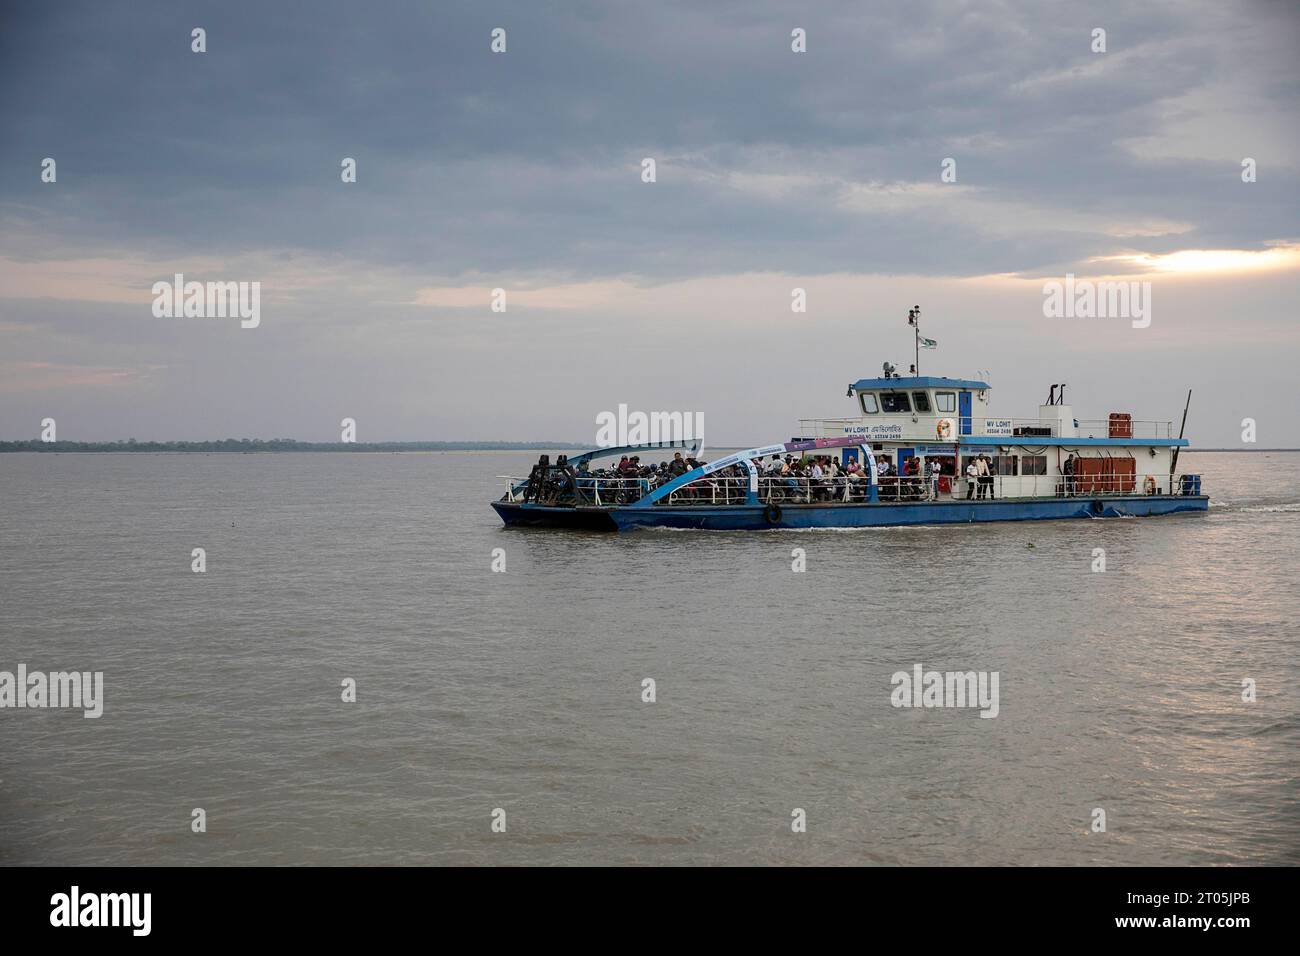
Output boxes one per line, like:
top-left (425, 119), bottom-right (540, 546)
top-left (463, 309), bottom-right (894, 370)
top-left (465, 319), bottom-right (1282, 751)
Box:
top-left (1094, 245), bottom-right (1300, 275)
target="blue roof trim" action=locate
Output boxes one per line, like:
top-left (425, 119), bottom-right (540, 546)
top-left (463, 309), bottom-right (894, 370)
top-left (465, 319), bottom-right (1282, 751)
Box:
top-left (955, 436), bottom-right (1189, 447)
top-left (850, 376), bottom-right (991, 391)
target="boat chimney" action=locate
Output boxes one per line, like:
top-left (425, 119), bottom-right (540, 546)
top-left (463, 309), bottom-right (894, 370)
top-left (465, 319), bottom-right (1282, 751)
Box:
top-left (1039, 402), bottom-right (1076, 438)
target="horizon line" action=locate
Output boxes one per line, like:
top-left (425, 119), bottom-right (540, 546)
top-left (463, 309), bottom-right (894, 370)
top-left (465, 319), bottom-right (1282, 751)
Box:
top-left (2, 439), bottom-right (1297, 453)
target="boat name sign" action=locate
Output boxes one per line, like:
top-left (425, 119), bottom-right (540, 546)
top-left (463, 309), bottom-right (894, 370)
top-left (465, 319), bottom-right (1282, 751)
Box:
top-left (837, 423), bottom-right (905, 439)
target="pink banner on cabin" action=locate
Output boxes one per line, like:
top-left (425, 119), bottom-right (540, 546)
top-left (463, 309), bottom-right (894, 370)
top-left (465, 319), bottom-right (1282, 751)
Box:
top-left (785, 436), bottom-right (871, 452)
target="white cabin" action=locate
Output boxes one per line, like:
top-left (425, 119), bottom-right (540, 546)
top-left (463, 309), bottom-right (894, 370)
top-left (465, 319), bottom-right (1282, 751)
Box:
top-left (796, 375), bottom-right (1185, 497)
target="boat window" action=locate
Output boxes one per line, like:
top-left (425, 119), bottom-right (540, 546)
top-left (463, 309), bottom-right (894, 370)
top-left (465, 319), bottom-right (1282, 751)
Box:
top-left (912, 391), bottom-right (931, 413)
top-left (880, 392), bottom-right (911, 413)
top-left (1021, 455), bottom-right (1047, 475)
top-left (859, 393), bottom-right (879, 414)
top-left (963, 454), bottom-right (1018, 475)
top-left (936, 391), bottom-right (956, 413)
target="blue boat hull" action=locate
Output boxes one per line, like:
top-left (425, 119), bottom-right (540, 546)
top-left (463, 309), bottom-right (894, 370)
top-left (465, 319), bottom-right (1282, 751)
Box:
top-left (493, 495), bottom-right (1209, 531)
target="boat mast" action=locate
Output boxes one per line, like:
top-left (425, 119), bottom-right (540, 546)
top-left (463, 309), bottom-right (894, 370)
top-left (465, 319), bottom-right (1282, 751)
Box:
top-left (908, 305), bottom-right (921, 375)
top-left (1170, 389), bottom-right (1192, 484)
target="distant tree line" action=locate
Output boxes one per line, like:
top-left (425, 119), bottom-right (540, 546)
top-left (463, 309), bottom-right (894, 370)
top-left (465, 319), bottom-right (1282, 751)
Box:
top-left (0, 439), bottom-right (587, 453)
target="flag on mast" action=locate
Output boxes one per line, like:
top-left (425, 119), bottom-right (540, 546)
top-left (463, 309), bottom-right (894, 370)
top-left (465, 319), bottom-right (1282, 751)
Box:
top-left (919, 336), bottom-right (937, 349)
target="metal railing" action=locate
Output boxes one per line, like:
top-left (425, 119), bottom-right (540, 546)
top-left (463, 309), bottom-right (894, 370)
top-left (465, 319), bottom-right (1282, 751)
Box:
top-left (656, 472), bottom-right (1199, 505)
top-left (578, 477), bottom-right (650, 505)
top-left (797, 417), bottom-right (1175, 439)
top-left (796, 418), bottom-right (885, 439)
top-left (663, 476), bottom-right (749, 505)
top-left (498, 474), bottom-right (652, 505)
top-left (498, 476), bottom-right (528, 502)
top-left (501, 471), bottom-right (1201, 507)
top-left (1074, 419), bottom-right (1174, 439)
top-left (757, 475), bottom-right (874, 503)
top-left (938, 472), bottom-right (1197, 499)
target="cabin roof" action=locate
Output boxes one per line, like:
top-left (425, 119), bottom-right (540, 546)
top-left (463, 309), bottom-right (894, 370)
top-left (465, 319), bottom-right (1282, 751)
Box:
top-left (849, 375), bottom-right (991, 392)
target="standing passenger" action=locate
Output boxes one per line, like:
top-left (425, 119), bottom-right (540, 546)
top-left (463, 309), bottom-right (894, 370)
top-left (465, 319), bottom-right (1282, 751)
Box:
top-left (980, 454), bottom-right (996, 500)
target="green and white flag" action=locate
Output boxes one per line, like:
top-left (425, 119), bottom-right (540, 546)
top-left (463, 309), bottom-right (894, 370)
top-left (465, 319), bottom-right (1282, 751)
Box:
top-left (919, 336), bottom-right (937, 349)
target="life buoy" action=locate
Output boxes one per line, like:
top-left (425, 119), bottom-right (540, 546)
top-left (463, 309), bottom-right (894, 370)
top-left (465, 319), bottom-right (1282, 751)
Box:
top-left (763, 503), bottom-right (783, 524)
top-left (936, 418), bottom-right (954, 440)
top-left (1143, 475), bottom-right (1157, 495)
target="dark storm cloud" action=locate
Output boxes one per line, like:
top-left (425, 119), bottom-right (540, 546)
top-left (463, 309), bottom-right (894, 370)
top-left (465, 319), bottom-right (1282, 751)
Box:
top-left (2, 0), bottom-right (1296, 279)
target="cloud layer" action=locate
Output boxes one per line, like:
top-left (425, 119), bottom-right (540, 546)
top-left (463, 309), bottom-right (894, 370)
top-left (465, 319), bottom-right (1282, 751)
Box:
top-left (1, 0), bottom-right (1297, 444)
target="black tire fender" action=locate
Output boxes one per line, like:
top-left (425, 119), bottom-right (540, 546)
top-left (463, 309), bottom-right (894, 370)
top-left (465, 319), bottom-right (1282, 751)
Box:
top-left (763, 503), bottom-right (783, 524)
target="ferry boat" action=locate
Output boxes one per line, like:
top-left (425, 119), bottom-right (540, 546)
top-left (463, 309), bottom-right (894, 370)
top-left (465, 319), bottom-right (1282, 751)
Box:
top-left (491, 370), bottom-right (1207, 532)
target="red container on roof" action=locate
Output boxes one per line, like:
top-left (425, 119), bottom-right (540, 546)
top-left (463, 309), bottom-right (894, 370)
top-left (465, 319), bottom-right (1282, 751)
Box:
top-left (1108, 413), bottom-right (1133, 438)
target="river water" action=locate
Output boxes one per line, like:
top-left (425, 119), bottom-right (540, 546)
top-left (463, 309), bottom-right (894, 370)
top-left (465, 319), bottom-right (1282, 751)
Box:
top-left (0, 450), bottom-right (1296, 865)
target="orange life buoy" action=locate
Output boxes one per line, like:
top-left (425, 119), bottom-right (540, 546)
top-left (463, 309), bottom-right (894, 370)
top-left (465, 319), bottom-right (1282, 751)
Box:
top-left (1143, 475), bottom-right (1157, 495)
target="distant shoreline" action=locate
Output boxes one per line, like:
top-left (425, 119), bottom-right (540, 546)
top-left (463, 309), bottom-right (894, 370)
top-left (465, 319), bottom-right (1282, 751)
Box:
top-left (0, 440), bottom-right (588, 453)
top-left (1, 441), bottom-right (1296, 454)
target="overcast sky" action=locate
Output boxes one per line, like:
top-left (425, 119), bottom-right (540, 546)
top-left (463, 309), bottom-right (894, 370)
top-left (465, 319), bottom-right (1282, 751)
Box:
top-left (1, 0), bottom-right (1297, 446)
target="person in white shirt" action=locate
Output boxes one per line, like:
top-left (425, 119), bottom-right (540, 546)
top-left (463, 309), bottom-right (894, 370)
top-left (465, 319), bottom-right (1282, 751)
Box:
top-left (973, 454), bottom-right (989, 499)
top-left (966, 460), bottom-right (979, 499)
top-left (979, 454), bottom-right (996, 499)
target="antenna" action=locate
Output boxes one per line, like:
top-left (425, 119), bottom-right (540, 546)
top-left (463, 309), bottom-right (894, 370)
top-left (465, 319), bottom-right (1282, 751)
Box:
top-left (907, 305), bottom-right (922, 376)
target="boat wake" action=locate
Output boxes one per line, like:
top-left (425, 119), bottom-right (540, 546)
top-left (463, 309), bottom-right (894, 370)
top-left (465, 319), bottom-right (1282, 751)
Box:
top-left (1209, 499), bottom-right (1300, 513)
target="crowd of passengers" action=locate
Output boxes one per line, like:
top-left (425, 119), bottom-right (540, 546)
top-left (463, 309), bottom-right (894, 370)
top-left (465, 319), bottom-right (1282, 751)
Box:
top-left (522, 452), bottom-right (698, 504)
top-left (759, 452), bottom-right (942, 502)
top-left (569, 452), bottom-right (710, 503)
top-left (523, 450), bottom-right (949, 505)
